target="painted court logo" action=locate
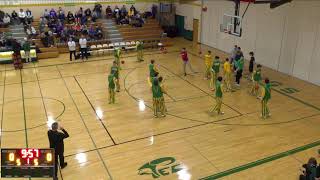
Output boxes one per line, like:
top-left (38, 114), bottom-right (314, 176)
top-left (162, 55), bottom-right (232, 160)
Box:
top-left (138, 157), bottom-right (182, 178)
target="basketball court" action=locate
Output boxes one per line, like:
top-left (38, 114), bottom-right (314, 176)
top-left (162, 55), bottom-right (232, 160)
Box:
top-left (0, 36), bottom-right (319, 179)
top-left (0, 0), bottom-right (320, 179)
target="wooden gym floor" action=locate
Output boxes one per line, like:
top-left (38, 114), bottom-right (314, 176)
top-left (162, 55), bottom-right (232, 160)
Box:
top-left (0, 38), bottom-right (320, 180)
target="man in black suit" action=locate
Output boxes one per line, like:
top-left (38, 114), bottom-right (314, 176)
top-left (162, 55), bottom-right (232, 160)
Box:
top-left (48, 122), bottom-right (69, 179)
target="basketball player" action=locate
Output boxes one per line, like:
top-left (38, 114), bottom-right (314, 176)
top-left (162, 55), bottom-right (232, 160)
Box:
top-left (152, 77), bottom-right (166, 117)
top-left (158, 76), bottom-right (167, 113)
top-left (210, 76), bottom-right (224, 115)
top-left (250, 64), bottom-right (262, 97)
top-left (111, 61), bottom-right (120, 92)
top-left (114, 47), bottom-right (121, 69)
top-left (204, 50), bottom-right (212, 80)
top-left (108, 71), bottom-right (116, 104)
top-left (260, 78), bottom-right (271, 119)
top-left (136, 41), bottom-right (144, 62)
top-left (180, 48), bottom-right (194, 76)
top-left (210, 56), bottom-right (221, 90)
top-left (149, 59), bottom-right (158, 78)
top-left (223, 58), bottom-right (232, 92)
top-left (235, 55), bottom-right (244, 87)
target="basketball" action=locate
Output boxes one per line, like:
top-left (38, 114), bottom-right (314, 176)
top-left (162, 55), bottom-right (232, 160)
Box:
top-left (121, 60), bottom-right (125, 64)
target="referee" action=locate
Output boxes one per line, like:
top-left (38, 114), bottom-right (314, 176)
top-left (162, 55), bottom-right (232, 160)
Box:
top-left (48, 122), bottom-right (69, 179)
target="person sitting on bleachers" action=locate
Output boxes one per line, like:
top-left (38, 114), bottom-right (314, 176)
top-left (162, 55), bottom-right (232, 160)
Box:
top-left (95, 25), bottom-right (103, 39)
top-left (85, 8), bottom-right (92, 18)
top-left (67, 11), bottom-right (75, 24)
top-left (93, 3), bottom-right (102, 18)
top-left (120, 16), bottom-right (129, 25)
top-left (58, 7), bottom-right (65, 21)
top-left (18, 9), bottom-right (26, 25)
top-left (130, 5), bottom-right (136, 15)
top-left (77, 7), bottom-right (84, 19)
top-left (2, 14), bottom-right (11, 27)
top-left (120, 5), bottom-right (127, 16)
top-left (0, 10), bottom-right (4, 20)
top-left (300, 157), bottom-right (320, 180)
top-left (114, 5), bottom-right (120, 17)
top-left (11, 10), bottom-right (19, 24)
top-left (44, 9), bottom-right (50, 19)
top-left (50, 8), bottom-right (57, 19)
top-left (26, 8), bottom-right (33, 24)
top-left (132, 13), bottom-right (144, 27)
top-left (88, 25), bottom-right (96, 40)
top-left (73, 22), bottom-right (81, 33)
top-left (106, 6), bottom-right (113, 19)
top-left (128, 8), bottom-right (135, 17)
top-left (92, 10), bottom-right (98, 22)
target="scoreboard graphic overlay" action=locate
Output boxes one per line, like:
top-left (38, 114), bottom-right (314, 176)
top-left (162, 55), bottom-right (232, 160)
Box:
top-left (1, 148), bottom-right (55, 178)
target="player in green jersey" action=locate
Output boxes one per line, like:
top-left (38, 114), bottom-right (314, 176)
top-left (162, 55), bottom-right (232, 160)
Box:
top-left (114, 47), bottom-right (121, 69)
top-left (210, 76), bottom-right (224, 115)
top-left (210, 56), bottom-right (221, 91)
top-left (108, 71), bottom-right (116, 104)
top-left (152, 77), bottom-right (166, 117)
top-left (250, 64), bottom-right (262, 97)
top-left (111, 61), bottom-right (120, 92)
top-left (136, 41), bottom-right (144, 62)
top-left (260, 78), bottom-right (271, 119)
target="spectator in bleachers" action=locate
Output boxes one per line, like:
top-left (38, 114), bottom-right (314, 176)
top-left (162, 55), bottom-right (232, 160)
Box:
top-left (114, 5), bottom-right (120, 17)
top-left (44, 9), bottom-right (50, 19)
top-left (85, 8), bottom-right (92, 18)
top-left (120, 5), bottom-right (127, 16)
top-left (120, 16), bottom-right (129, 25)
top-left (106, 6), bottom-right (113, 18)
top-left (11, 10), bottom-right (18, 24)
top-left (0, 10), bottom-right (4, 20)
top-left (88, 25), bottom-right (95, 39)
top-left (1, 14), bottom-right (11, 27)
top-left (67, 11), bottom-right (75, 24)
top-left (18, 9), bottom-right (26, 25)
top-left (130, 5), bottom-right (136, 15)
top-left (95, 25), bottom-right (103, 39)
top-left (93, 3), bottom-right (102, 18)
top-left (26, 9), bottom-right (33, 24)
top-left (50, 8), bottom-right (57, 19)
top-left (77, 7), bottom-right (84, 19)
top-left (92, 10), bottom-right (98, 22)
top-left (152, 4), bottom-right (157, 19)
top-left (58, 7), bottom-right (65, 21)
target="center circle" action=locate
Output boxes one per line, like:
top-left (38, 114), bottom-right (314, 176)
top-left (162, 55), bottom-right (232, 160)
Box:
top-left (2, 97), bottom-right (65, 132)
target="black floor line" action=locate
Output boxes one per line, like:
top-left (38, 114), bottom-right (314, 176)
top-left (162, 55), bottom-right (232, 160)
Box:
top-left (73, 76), bottom-right (117, 145)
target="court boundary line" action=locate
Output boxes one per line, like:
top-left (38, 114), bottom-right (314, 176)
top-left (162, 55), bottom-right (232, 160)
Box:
top-left (0, 50), bottom-right (180, 73)
top-left (0, 65), bottom-right (6, 148)
top-left (73, 75), bottom-right (117, 145)
top-left (56, 66), bottom-right (114, 180)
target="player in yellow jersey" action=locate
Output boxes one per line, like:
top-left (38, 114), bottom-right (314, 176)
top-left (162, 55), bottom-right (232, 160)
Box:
top-left (223, 58), bottom-right (232, 92)
top-left (210, 76), bottom-right (224, 115)
top-left (204, 51), bottom-right (212, 80)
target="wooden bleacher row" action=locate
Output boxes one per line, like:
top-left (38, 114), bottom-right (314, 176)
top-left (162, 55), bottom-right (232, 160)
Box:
top-left (0, 28), bottom-right (9, 33)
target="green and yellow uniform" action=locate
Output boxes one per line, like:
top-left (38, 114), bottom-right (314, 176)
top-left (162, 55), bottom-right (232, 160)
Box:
top-left (204, 54), bottom-right (212, 79)
top-left (223, 61), bottom-right (232, 91)
top-left (149, 63), bottom-right (156, 77)
top-left (210, 81), bottom-right (223, 114)
top-left (111, 65), bottom-right (120, 92)
top-left (136, 42), bottom-right (144, 62)
top-left (152, 79), bottom-right (166, 117)
top-left (261, 83), bottom-right (271, 119)
top-left (210, 58), bottom-right (221, 89)
top-left (114, 48), bottom-right (121, 68)
top-left (108, 74), bottom-right (116, 104)
top-left (251, 69), bottom-right (262, 96)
